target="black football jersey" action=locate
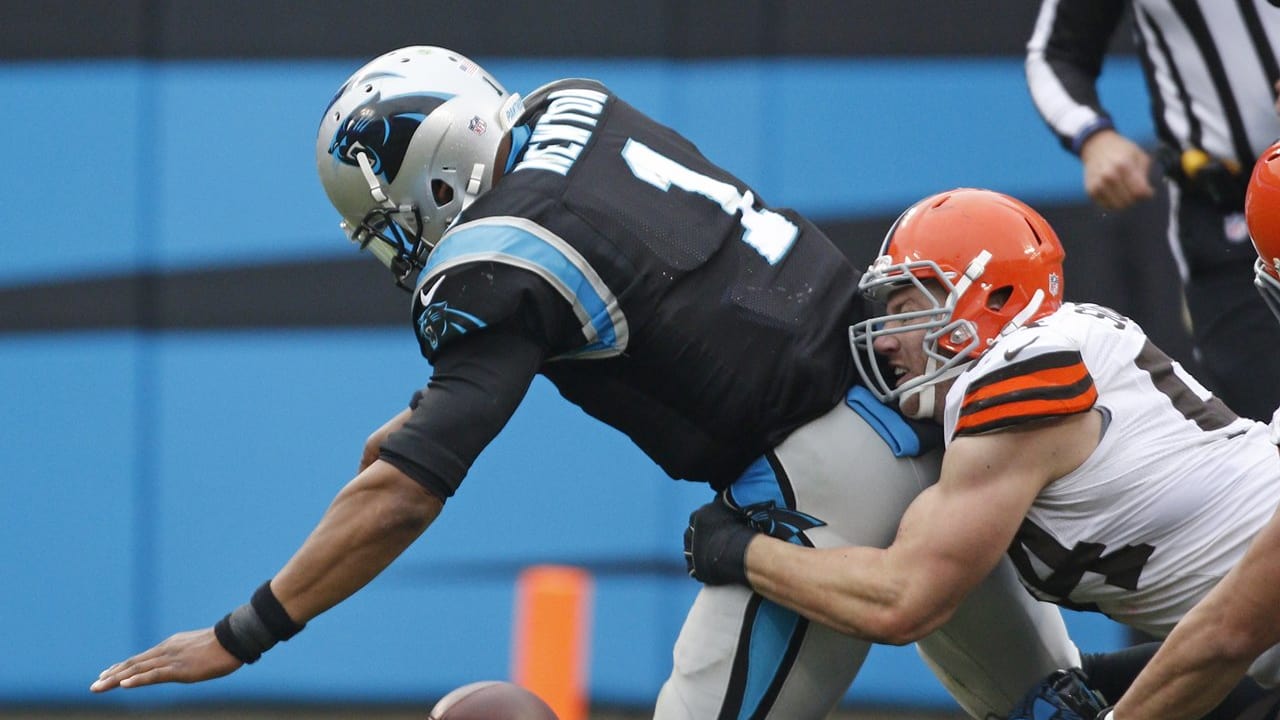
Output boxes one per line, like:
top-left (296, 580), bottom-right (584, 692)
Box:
top-left (409, 79), bottom-right (864, 487)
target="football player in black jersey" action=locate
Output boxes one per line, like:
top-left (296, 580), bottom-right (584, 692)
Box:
top-left (91, 46), bottom-right (1080, 719)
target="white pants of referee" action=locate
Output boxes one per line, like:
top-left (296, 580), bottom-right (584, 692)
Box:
top-left (653, 398), bottom-right (1080, 720)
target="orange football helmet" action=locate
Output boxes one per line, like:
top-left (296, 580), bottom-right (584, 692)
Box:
top-left (1246, 140), bottom-right (1280, 323)
top-left (850, 188), bottom-right (1067, 413)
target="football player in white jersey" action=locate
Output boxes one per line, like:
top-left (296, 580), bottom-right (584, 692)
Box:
top-left (1073, 142), bottom-right (1280, 720)
top-left (684, 187), bottom-right (1280, 718)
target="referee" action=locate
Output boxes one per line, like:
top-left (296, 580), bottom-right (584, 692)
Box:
top-left (1026, 0), bottom-right (1280, 422)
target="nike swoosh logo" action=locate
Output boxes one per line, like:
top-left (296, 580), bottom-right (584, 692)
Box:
top-left (418, 274), bottom-right (447, 307)
top-left (1003, 336), bottom-right (1038, 361)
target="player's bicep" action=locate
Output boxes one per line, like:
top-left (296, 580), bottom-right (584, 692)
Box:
top-left (888, 431), bottom-right (1054, 613)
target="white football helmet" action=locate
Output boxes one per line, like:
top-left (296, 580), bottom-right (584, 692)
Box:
top-left (316, 46), bottom-right (526, 289)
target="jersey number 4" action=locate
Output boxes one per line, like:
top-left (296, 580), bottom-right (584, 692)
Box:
top-left (1009, 519), bottom-right (1155, 609)
top-left (621, 139), bottom-right (797, 265)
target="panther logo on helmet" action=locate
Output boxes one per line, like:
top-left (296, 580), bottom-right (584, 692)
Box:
top-left (316, 46), bottom-right (524, 291)
top-left (328, 93), bottom-right (449, 184)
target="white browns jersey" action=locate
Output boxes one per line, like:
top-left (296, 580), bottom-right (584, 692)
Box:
top-left (944, 302), bottom-right (1280, 640)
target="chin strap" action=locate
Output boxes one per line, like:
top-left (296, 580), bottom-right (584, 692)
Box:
top-left (900, 357), bottom-right (972, 420)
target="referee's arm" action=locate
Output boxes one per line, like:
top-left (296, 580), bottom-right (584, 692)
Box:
top-left (1026, 0), bottom-right (1154, 209)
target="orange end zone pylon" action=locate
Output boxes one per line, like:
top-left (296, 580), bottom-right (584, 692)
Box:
top-left (512, 564), bottom-right (593, 720)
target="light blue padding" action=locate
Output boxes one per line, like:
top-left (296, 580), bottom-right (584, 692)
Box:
top-left (504, 123), bottom-right (533, 173)
top-left (0, 57), bottom-right (1151, 286)
top-left (738, 599), bottom-right (804, 720)
top-left (0, 334), bottom-right (139, 697)
top-left (727, 454), bottom-right (786, 508)
top-left (845, 385), bottom-right (922, 457)
top-left (423, 221), bottom-right (621, 355)
top-left (724, 454), bottom-right (809, 718)
top-left (0, 63), bottom-right (145, 283)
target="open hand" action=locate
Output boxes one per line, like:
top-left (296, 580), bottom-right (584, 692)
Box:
top-left (90, 627), bottom-right (242, 692)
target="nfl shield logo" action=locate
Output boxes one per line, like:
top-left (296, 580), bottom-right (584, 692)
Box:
top-left (1048, 272), bottom-right (1061, 297)
top-left (1224, 212), bottom-right (1249, 244)
top-left (468, 116), bottom-right (487, 135)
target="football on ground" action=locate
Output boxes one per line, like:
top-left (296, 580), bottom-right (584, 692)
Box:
top-left (428, 680), bottom-right (560, 720)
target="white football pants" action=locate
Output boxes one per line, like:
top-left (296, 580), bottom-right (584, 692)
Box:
top-left (654, 399), bottom-right (1080, 720)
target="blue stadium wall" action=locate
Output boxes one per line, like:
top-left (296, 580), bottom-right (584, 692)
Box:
top-left (2, 1), bottom-right (1184, 711)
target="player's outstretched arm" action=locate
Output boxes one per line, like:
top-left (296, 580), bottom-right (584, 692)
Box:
top-left (739, 430), bottom-right (1040, 644)
top-left (1109, 502), bottom-right (1280, 720)
top-left (733, 413), bottom-right (1095, 645)
top-left (90, 458), bottom-right (442, 692)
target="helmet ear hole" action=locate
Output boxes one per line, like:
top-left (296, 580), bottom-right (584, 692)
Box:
top-left (431, 179), bottom-right (455, 207)
top-left (986, 286), bottom-right (1013, 311)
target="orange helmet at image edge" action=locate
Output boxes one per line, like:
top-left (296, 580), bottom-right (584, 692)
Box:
top-left (1246, 141), bottom-right (1280, 279)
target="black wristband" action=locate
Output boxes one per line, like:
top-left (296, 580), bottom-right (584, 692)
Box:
top-left (214, 613), bottom-right (262, 664)
top-left (251, 581), bottom-right (305, 641)
top-left (212, 581), bottom-right (305, 665)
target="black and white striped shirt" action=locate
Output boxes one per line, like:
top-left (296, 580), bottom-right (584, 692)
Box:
top-left (1027, 0), bottom-right (1280, 168)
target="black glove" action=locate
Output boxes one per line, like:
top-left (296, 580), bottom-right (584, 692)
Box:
top-left (1007, 668), bottom-right (1110, 720)
top-left (683, 493), bottom-right (756, 586)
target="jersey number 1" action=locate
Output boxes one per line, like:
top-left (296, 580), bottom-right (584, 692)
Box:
top-left (621, 139), bottom-right (797, 265)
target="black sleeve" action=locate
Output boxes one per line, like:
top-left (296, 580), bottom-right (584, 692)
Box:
top-left (1026, 0), bottom-right (1128, 153)
top-left (414, 261), bottom-right (586, 363)
top-left (379, 327), bottom-right (548, 501)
